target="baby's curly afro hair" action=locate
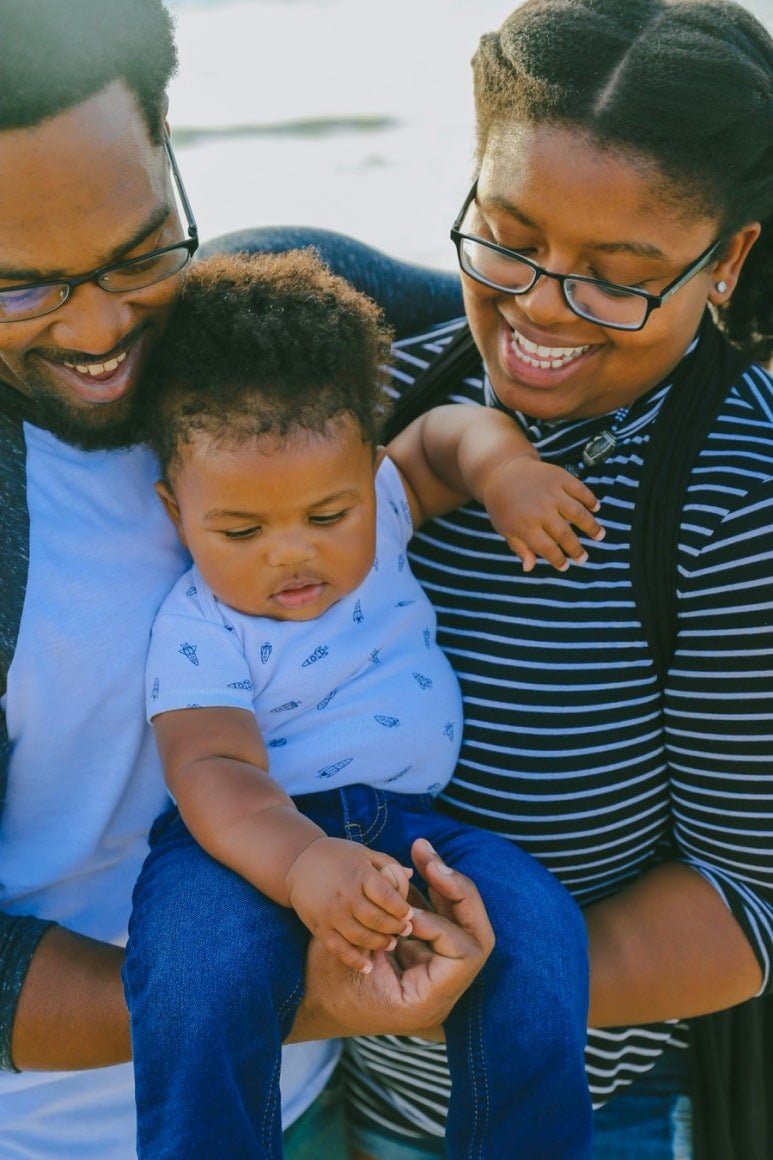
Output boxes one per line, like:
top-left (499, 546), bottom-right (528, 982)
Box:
top-left (144, 248), bottom-right (394, 478)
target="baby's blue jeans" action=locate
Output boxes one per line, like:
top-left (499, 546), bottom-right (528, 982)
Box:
top-left (123, 785), bottom-right (591, 1159)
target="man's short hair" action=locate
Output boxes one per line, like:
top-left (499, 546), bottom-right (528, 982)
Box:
top-left (0, 0), bottom-right (177, 141)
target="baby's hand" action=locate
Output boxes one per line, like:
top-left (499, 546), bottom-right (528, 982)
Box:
top-left (481, 456), bottom-right (604, 572)
top-left (285, 837), bottom-right (414, 973)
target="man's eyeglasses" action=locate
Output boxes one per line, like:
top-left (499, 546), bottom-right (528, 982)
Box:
top-left (0, 134), bottom-right (199, 324)
top-left (450, 181), bottom-right (721, 332)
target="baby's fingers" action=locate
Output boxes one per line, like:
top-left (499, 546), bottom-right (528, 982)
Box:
top-left (362, 865), bottom-right (414, 920)
top-left (559, 494), bottom-right (605, 542)
top-left (511, 527), bottom-right (573, 572)
top-left (369, 851), bottom-right (413, 897)
top-left (323, 930), bottom-right (375, 975)
top-left (563, 474), bottom-right (601, 514)
top-left (334, 911), bottom-right (406, 951)
top-left (505, 537), bottom-right (538, 573)
top-left (350, 897), bottom-right (414, 939)
top-left (544, 519), bottom-right (590, 567)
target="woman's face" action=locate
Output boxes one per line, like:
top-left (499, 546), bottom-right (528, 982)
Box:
top-left (461, 121), bottom-right (752, 421)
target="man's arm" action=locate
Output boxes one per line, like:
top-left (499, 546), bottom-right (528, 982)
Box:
top-left (11, 858), bottom-right (758, 1069)
top-left (10, 839), bottom-right (495, 1068)
top-left (10, 925), bottom-right (130, 1070)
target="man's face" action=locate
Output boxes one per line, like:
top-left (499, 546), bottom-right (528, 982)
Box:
top-left (0, 81), bottom-right (184, 449)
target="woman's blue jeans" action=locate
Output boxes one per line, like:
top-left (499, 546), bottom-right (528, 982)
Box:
top-left (124, 786), bottom-right (592, 1159)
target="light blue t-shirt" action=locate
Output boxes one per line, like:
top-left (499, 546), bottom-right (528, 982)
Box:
top-left (147, 457), bottom-right (463, 797)
top-left (0, 426), bottom-right (334, 1155)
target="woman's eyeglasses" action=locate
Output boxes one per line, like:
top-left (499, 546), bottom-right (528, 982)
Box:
top-left (450, 181), bottom-right (721, 332)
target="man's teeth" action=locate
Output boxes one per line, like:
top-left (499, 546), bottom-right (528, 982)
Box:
top-left (511, 331), bottom-right (590, 369)
top-left (62, 351), bottom-right (128, 377)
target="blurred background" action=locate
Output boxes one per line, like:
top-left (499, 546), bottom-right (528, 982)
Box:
top-left (167, 0), bottom-right (773, 271)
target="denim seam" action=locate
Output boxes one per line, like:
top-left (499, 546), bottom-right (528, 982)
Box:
top-left (263, 974), bottom-right (304, 1150)
top-left (360, 794), bottom-right (388, 845)
top-left (264, 960), bottom-right (304, 1150)
top-left (341, 788), bottom-right (388, 846)
top-left (277, 976), bottom-right (304, 1026)
top-left (466, 977), bottom-right (490, 1159)
top-left (261, 1050), bottom-right (283, 1153)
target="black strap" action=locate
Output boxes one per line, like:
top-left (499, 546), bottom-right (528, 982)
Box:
top-left (383, 324), bottom-right (479, 443)
top-left (629, 316), bottom-right (747, 682)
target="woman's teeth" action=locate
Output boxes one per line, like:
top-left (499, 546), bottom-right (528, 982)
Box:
top-left (62, 351), bottom-right (128, 377)
top-left (511, 331), bottom-right (590, 369)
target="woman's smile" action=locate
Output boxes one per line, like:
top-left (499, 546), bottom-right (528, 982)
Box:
top-left (499, 318), bottom-right (596, 391)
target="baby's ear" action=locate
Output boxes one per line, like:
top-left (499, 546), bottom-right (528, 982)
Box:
top-left (154, 480), bottom-right (187, 546)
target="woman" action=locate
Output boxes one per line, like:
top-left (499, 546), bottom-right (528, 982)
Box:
top-left (318, 1), bottom-right (772, 1156)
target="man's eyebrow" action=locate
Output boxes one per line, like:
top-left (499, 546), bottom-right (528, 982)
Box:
top-left (480, 193), bottom-right (667, 260)
top-left (0, 201), bottom-right (173, 283)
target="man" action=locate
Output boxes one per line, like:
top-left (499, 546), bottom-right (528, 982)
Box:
top-left (0, 2), bottom-right (490, 1155)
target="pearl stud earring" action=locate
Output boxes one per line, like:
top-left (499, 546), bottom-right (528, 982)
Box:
top-left (715, 280), bottom-right (728, 294)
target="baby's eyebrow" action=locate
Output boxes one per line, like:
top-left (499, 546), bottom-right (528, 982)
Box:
top-left (204, 489), bottom-right (362, 523)
top-left (308, 489), bottom-right (361, 507)
top-left (204, 508), bottom-right (260, 521)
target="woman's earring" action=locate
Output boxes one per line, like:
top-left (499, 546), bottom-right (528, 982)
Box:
top-left (715, 280), bottom-right (728, 294)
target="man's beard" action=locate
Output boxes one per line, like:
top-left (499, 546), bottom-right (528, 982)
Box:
top-left (13, 323), bottom-right (158, 452)
top-left (30, 383), bottom-right (151, 452)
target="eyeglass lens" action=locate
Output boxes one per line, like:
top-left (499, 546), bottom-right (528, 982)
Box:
top-left (98, 246), bottom-right (193, 293)
top-left (0, 245), bottom-right (193, 324)
top-left (458, 237), bottom-right (647, 329)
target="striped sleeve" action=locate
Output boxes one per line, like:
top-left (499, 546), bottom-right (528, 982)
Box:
top-left (667, 387), bottom-right (773, 989)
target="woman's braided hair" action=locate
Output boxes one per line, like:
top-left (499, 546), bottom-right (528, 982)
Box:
top-left (472, 0), bottom-right (773, 361)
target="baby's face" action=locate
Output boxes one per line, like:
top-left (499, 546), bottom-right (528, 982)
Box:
top-left (160, 414), bottom-right (381, 620)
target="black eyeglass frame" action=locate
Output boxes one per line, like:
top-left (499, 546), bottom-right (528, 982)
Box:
top-left (450, 181), bottom-right (722, 332)
top-left (0, 132), bottom-right (199, 323)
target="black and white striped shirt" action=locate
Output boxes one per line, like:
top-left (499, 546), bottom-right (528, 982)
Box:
top-left (344, 318), bottom-right (773, 1140)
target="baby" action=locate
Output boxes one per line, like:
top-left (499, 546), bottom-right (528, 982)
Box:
top-left (124, 250), bottom-right (599, 1159)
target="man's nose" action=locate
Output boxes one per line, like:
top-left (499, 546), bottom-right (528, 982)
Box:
top-left (48, 280), bottom-right (136, 357)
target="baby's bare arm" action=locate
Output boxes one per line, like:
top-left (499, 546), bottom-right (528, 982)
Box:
top-left (388, 403), bottom-right (603, 570)
top-left (154, 707), bottom-right (413, 970)
top-left (154, 706), bottom-right (326, 905)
